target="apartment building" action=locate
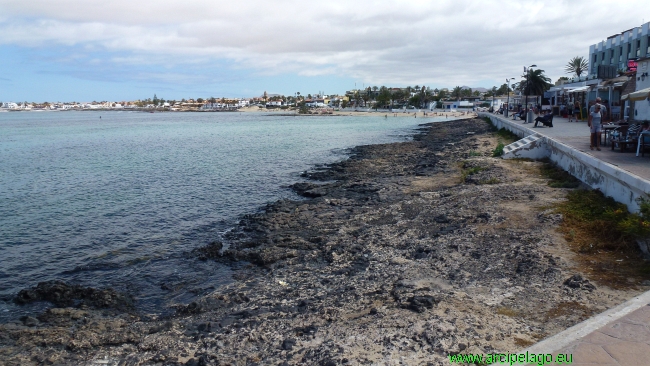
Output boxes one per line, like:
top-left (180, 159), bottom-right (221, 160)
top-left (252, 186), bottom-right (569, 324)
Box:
top-left (589, 22), bottom-right (650, 76)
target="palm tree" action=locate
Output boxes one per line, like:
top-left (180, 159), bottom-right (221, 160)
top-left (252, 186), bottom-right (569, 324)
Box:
top-left (451, 86), bottom-right (463, 101)
top-left (565, 56), bottom-right (589, 78)
top-left (526, 69), bottom-right (552, 96)
top-left (519, 69), bottom-right (552, 113)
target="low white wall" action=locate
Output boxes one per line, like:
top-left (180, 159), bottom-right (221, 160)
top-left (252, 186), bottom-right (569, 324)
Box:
top-left (479, 113), bottom-right (650, 212)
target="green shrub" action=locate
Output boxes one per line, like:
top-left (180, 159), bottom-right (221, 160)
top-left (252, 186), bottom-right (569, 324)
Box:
top-left (539, 158), bottom-right (581, 188)
top-left (492, 142), bottom-right (505, 157)
top-left (557, 189), bottom-right (650, 252)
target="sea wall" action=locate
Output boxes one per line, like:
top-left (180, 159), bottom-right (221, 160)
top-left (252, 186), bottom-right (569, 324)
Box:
top-left (480, 113), bottom-right (650, 213)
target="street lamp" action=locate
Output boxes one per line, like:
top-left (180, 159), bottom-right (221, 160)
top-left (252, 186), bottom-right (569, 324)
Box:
top-left (525, 64), bottom-right (537, 123)
top-left (505, 77), bottom-right (515, 117)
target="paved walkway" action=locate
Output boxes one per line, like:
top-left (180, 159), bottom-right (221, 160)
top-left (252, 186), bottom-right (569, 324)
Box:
top-left (490, 113), bottom-right (650, 365)
top-left (520, 291), bottom-right (650, 366)
top-left (499, 113), bottom-right (650, 182)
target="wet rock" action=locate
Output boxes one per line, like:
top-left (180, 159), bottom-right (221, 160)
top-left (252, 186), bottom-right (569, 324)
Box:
top-left (282, 338), bottom-right (296, 350)
top-left (408, 296), bottom-right (438, 313)
top-left (194, 241), bottom-right (224, 260)
top-left (564, 274), bottom-right (596, 291)
top-left (13, 281), bottom-right (133, 311)
top-left (20, 316), bottom-right (39, 327)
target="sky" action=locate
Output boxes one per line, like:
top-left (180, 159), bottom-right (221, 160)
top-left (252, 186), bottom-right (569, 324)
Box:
top-left (0, 0), bottom-right (647, 102)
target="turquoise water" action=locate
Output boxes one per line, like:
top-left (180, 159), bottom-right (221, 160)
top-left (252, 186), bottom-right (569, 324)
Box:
top-left (0, 111), bottom-right (447, 318)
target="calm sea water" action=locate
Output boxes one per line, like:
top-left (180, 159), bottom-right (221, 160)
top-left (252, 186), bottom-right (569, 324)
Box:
top-left (0, 110), bottom-right (449, 319)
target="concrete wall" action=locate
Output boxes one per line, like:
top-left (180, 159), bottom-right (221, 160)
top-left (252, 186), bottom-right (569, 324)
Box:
top-left (480, 113), bottom-right (650, 212)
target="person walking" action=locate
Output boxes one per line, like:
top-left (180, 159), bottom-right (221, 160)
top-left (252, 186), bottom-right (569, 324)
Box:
top-left (567, 103), bottom-right (574, 122)
top-left (588, 103), bottom-right (603, 151)
top-left (574, 101), bottom-right (581, 121)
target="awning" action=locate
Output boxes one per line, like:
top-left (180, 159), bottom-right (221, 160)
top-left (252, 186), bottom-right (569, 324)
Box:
top-left (568, 86), bottom-right (590, 93)
top-left (601, 76), bottom-right (629, 86)
top-left (621, 87), bottom-right (650, 101)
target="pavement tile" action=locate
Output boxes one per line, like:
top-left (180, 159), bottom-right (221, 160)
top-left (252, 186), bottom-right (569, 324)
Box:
top-left (599, 322), bottom-right (650, 342)
top-left (621, 304), bottom-right (650, 326)
top-left (556, 342), bottom-right (617, 364)
top-left (602, 341), bottom-right (650, 366)
top-left (580, 331), bottom-right (623, 346)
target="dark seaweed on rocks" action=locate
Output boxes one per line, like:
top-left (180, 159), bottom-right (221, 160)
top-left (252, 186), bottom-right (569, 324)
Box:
top-left (13, 280), bottom-right (134, 311)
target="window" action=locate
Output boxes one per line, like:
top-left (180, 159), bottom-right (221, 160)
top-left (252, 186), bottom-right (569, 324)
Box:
top-left (637, 40), bottom-right (641, 57)
top-left (619, 47), bottom-right (623, 62)
top-left (647, 36), bottom-right (650, 54)
top-left (593, 54), bottom-right (597, 63)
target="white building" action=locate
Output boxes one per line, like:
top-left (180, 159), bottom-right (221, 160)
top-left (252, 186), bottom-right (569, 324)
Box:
top-left (1, 102), bottom-right (19, 109)
top-left (626, 56), bottom-right (650, 121)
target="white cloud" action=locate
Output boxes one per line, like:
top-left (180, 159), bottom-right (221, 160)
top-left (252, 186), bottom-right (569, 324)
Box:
top-left (0, 0), bottom-right (646, 88)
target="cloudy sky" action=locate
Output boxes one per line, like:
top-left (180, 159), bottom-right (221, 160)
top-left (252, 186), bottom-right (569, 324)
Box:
top-left (0, 0), bottom-right (646, 101)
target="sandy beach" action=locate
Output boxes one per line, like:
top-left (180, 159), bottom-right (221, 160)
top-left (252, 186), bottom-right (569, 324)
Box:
top-left (237, 105), bottom-right (477, 119)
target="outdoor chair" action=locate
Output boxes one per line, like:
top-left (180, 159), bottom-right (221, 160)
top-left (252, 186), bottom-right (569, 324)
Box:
top-left (612, 124), bottom-right (641, 152)
top-left (512, 110), bottom-right (526, 120)
top-left (640, 133), bottom-right (650, 157)
top-left (533, 114), bottom-right (553, 128)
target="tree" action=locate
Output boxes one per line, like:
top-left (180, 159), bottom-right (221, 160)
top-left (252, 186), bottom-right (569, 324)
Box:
top-left (437, 89), bottom-right (448, 100)
top-left (565, 56), bottom-right (589, 77)
top-left (263, 91), bottom-right (268, 104)
top-left (451, 86), bottom-right (462, 101)
top-left (519, 69), bottom-right (552, 111)
top-left (473, 90), bottom-right (481, 97)
top-left (392, 89), bottom-right (405, 105)
top-left (353, 91), bottom-right (362, 108)
top-left (153, 94), bottom-right (159, 106)
top-left (362, 94), bottom-right (370, 107)
top-left (555, 76), bottom-right (570, 85)
top-left (497, 83), bottom-right (510, 96)
top-left (376, 86), bottom-right (391, 109)
top-left (197, 98), bottom-right (204, 103)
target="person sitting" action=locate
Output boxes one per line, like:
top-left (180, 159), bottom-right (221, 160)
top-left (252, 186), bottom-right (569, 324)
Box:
top-left (534, 111), bottom-right (553, 127)
top-left (512, 110), bottom-right (526, 120)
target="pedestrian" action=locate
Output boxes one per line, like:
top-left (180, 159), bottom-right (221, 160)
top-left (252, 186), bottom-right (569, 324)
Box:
top-left (574, 101), bottom-right (581, 121)
top-left (588, 103), bottom-right (603, 151)
top-left (567, 103), bottom-right (574, 122)
top-left (590, 97), bottom-right (607, 119)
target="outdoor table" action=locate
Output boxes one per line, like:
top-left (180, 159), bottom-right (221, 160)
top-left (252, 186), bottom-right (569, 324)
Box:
top-left (636, 131), bottom-right (650, 156)
top-left (601, 125), bottom-right (617, 146)
top-left (612, 138), bottom-right (636, 152)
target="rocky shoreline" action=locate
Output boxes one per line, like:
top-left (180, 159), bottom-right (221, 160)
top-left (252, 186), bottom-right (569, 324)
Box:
top-left (0, 118), bottom-right (644, 366)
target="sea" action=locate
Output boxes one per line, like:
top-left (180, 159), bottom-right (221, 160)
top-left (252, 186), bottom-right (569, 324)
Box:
top-left (0, 110), bottom-right (453, 320)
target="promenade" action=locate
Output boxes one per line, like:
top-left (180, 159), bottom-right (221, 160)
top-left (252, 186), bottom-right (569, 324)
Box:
top-left (486, 112), bottom-right (650, 366)
top-left (504, 113), bottom-right (650, 181)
